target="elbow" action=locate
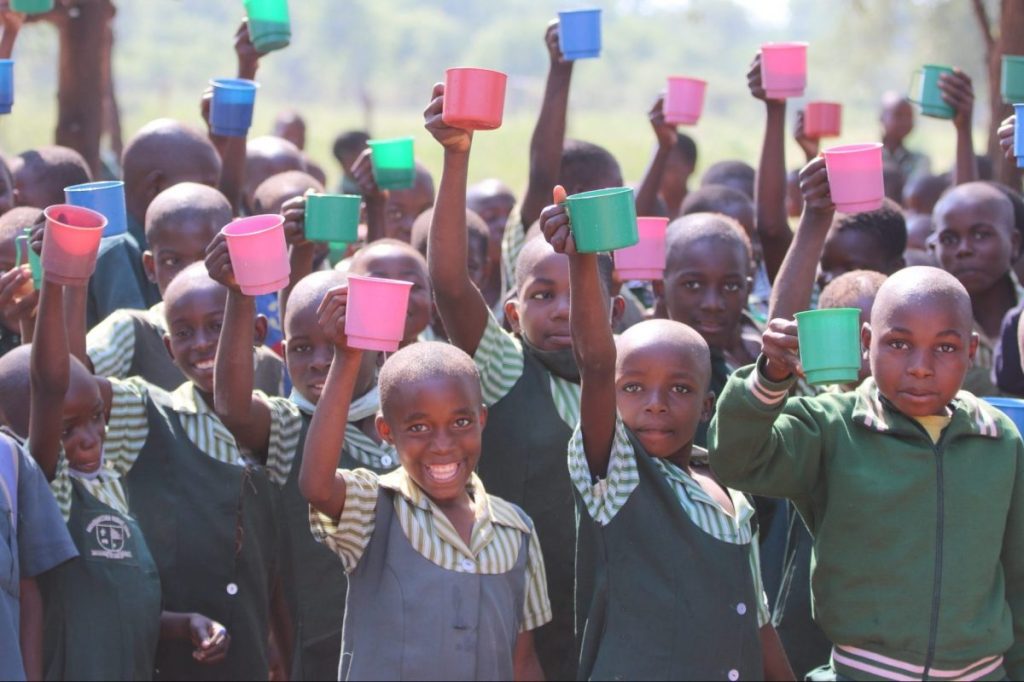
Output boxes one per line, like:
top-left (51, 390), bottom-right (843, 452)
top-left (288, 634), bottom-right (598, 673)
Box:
top-left (298, 474), bottom-right (331, 510)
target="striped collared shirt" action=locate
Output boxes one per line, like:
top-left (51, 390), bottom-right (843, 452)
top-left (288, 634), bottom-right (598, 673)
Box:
top-left (86, 302), bottom-right (165, 379)
top-left (568, 417), bottom-right (771, 627)
top-left (474, 311), bottom-right (580, 428)
top-left (310, 467), bottom-right (552, 632)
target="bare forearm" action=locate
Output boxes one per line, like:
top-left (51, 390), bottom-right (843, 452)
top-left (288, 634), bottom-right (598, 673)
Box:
top-left (214, 291), bottom-right (256, 423)
top-left (635, 144), bottom-right (671, 216)
top-left (757, 101), bottom-right (792, 282)
top-left (364, 196), bottom-right (386, 244)
top-left (521, 63), bottom-right (573, 229)
top-left (30, 281), bottom-right (69, 478)
top-left (217, 136), bottom-right (247, 214)
top-left (768, 210), bottom-right (832, 320)
top-left (953, 122), bottom-right (978, 185)
top-left (63, 284), bottom-right (88, 366)
top-left (280, 242), bottom-right (317, 325)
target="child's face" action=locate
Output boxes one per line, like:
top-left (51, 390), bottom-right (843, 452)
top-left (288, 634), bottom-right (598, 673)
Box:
top-left (881, 100), bottom-right (914, 142)
top-left (384, 185), bottom-right (434, 244)
top-left (866, 296), bottom-right (976, 417)
top-left (509, 249), bottom-right (572, 351)
top-left (144, 220), bottom-right (220, 296)
top-left (163, 286), bottom-right (228, 394)
top-left (61, 370), bottom-right (106, 475)
top-left (351, 249), bottom-right (432, 346)
top-left (664, 238), bottom-right (751, 352)
top-left (377, 374), bottom-right (486, 504)
top-left (284, 303), bottom-right (377, 405)
top-left (818, 228), bottom-right (893, 290)
top-left (933, 201), bottom-right (1019, 296)
top-left (616, 338), bottom-right (712, 459)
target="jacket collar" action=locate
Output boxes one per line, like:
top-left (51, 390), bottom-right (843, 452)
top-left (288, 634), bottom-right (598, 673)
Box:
top-left (852, 378), bottom-right (1001, 440)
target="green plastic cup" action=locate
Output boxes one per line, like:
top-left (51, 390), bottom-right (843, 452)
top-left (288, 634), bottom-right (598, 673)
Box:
top-left (305, 193), bottom-right (361, 244)
top-left (19, 227), bottom-right (41, 289)
top-left (909, 64), bottom-right (954, 119)
top-left (243, 0), bottom-right (291, 54)
top-left (1002, 55), bottom-right (1024, 104)
top-left (795, 308), bottom-right (862, 385)
top-left (565, 187), bottom-right (639, 254)
top-left (368, 137), bottom-right (415, 191)
top-left (10, 0), bottom-right (53, 14)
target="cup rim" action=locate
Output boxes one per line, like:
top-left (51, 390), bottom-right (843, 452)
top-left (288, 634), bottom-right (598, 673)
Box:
top-left (761, 41), bottom-right (809, 50)
top-left (209, 77), bottom-right (260, 90)
top-left (822, 142), bottom-right (883, 156)
top-left (44, 204), bottom-right (107, 230)
top-left (347, 273), bottom-right (415, 290)
top-left (64, 180), bottom-right (125, 193)
top-left (445, 66), bottom-right (508, 79)
top-left (920, 64), bottom-right (954, 72)
top-left (558, 8), bottom-right (602, 16)
top-left (667, 75), bottom-right (707, 86)
top-left (0, 59), bottom-right (13, 66)
top-left (222, 213), bottom-right (284, 237)
top-left (795, 307), bottom-right (861, 320)
top-left (368, 136), bottom-right (415, 147)
top-left (806, 100), bottom-right (841, 109)
top-left (567, 186), bottom-right (634, 202)
top-left (307, 192), bottom-right (362, 201)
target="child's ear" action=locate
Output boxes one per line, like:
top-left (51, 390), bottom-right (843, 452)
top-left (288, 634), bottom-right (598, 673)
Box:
top-left (609, 295), bottom-right (626, 327)
top-left (504, 298), bottom-right (522, 335)
top-left (376, 415), bottom-right (395, 445)
top-left (254, 314), bottom-right (269, 346)
top-left (477, 404), bottom-right (488, 430)
top-left (968, 331), bottom-right (980, 361)
top-left (700, 391), bottom-right (716, 423)
top-left (860, 322), bottom-right (873, 357)
top-left (142, 250), bottom-right (157, 284)
top-left (163, 334), bottom-right (176, 362)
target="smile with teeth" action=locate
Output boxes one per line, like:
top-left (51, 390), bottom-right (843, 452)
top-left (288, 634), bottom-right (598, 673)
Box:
top-left (194, 358), bottom-right (215, 371)
top-left (425, 462), bottom-right (461, 483)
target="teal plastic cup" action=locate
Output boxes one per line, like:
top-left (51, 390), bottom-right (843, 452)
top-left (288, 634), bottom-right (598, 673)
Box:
top-left (11, 0), bottom-right (53, 14)
top-left (243, 0), bottom-right (291, 53)
top-left (19, 227), bottom-right (41, 289)
top-left (909, 65), bottom-right (955, 119)
top-left (368, 137), bottom-right (415, 190)
top-left (565, 187), bottom-right (639, 254)
top-left (305, 193), bottom-right (361, 244)
top-left (795, 308), bottom-right (862, 385)
top-left (1002, 55), bottom-right (1024, 104)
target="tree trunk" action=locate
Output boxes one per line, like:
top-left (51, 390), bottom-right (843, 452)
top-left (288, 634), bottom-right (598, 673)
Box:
top-left (991, 0), bottom-right (1024, 188)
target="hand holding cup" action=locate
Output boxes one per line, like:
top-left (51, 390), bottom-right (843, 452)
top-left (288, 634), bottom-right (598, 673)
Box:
top-left (539, 185), bottom-right (577, 256)
top-left (423, 82), bottom-right (473, 154)
top-left (761, 318), bottom-right (803, 382)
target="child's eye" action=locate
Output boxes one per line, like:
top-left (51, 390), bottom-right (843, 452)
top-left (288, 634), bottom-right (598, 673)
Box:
top-left (210, 321), bottom-right (223, 333)
top-left (671, 385), bottom-right (690, 394)
top-left (681, 281), bottom-right (701, 290)
top-left (937, 343), bottom-right (957, 353)
top-left (622, 383), bottom-right (642, 393)
top-left (408, 424), bottom-right (428, 433)
top-left (174, 329), bottom-right (191, 339)
top-left (888, 340), bottom-right (909, 350)
top-left (938, 233), bottom-right (958, 246)
top-left (61, 426), bottom-right (72, 438)
top-left (723, 282), bottom-right (743, 293)
top-left (529, 291), bottom-right (552, 301)
top-left (453, 417), bottom-right (472, 428)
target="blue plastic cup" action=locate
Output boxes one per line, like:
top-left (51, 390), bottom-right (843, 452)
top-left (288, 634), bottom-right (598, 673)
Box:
top-left (1014, 104), bottom-right (1024, 169)
top-left (209, 78), bottom-right (259, 138)
top-left (558, 8), bottom-right (601, 60)
top-left (0, 60), bottom-right (14, 115)
top-left (64, 180), bottom-right (127, 237)
top-left (983, 397), bottom-right (1024, 436)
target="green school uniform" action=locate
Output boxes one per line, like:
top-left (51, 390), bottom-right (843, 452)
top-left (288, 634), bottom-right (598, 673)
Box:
top-left (87, 234), bottom-right (160, 330)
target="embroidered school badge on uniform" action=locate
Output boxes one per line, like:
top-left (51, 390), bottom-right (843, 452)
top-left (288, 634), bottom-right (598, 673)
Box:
top-left (87, 515), bottom-right (133, 560)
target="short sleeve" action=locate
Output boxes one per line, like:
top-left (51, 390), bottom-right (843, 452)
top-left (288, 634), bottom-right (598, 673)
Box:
top-left (15, 446), bottom-right (77, 577)
top-left (86, 308), bottom-right (137, 380)
top-left (309, 468), bottom-right (381, 573)
top-left (567, 417), bottom-right (641, 525)
top-left (103, 377), bottom-right (150, 476)
top-left (520, 527), bottom-right (552, 632)
top-left (500, 206), bottom-right (526, 294)
top-left (258, 392), bottom-right (304, 486)
top-left (473, 311), bottom-right (525, 407)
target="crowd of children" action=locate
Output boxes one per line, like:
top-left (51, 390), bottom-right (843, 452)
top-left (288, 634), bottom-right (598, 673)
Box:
top-left (0, 8), bottom-right (1022, 682)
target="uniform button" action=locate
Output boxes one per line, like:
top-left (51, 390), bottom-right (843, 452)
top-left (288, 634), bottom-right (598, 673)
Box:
top-left (736, 602), bottom-right (747, 615)
top-left (459, 558), bottom-right (475, 573)
top-left (380, 455), bottom-right (393, 467)
top-left (226, 582), bottom-right (238, 596)
top-left (728, 670), bottom-right (739, 681)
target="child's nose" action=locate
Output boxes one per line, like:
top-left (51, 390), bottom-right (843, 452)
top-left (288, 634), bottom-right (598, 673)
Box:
top-left (906, 349), bottom-right (934, 377)
top-left (552, 295), bottom-right (570, 319)
top-left (700, 288), bottom-right (725, 311)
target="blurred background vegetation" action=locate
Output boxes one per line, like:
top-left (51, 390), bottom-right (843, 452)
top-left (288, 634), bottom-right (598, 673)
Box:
top-left (0, 0), bottom-right (998, 192)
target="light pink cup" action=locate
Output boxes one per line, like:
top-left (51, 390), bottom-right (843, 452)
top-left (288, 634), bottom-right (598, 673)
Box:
top-left (41, 204), bottom-right (107, 285)
top-left (804, 101), bottom-right (842, 138)
top-left (760, 42), bottom-right (808, 99)
top-left (222, 214), bottom-right (291, 296)
top-left (614, 217), bottom-right (669, 281)
top-left (345, 274), bottom-right (414, 352)
top-left (822, 143), bottom-right (885, 214)
top-left (664, 76), bottom-right (707, 125)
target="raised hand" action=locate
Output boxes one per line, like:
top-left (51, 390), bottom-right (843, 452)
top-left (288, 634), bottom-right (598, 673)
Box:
top-left (998, 115), bottom-right (1016, 161)
top-left (648, 94), bottom-right (677, 150)
top-left (204, 232), bottom-right (241, 293)
top-left (761, 318), bottom-right (803, 382)
top-left (317, 284), bottom-right (359, 353)
top-left (793, 109), bottom-right (820, 161)
top-left (423, 82), bottom-right (473, 154)
top-left (539, 185), bottom-right (576, 255)
top-left (798, 156), bottom-right (834, 216)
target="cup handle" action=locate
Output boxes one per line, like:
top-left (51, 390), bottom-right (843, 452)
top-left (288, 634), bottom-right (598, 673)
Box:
top-left (14, 235), bottom-right (27, 268)
top-left (907, 69), bottom-right (923, 105)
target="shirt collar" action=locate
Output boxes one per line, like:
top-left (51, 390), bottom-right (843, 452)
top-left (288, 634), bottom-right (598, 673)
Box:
top-left (852, 377), bottom-right (1002, 440)
top-left (169, 381), bottom-right (212, 416)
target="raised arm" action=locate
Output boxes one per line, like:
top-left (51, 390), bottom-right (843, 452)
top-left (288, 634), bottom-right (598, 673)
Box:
top-left (28, 278), bottom-right (69, 480)
top-left (767, 157), bottom-right (834, 321)
top-left (349, 149), bottom-right (387, 244)
top-left (0, 8), bottom-right (23, 60)
top-left (749, 54), bottom-right (793, 283)
top-left (634, 95), bottom-right (676, 217)
top-left (423, 82), bottom-right (491, 355)
top-left (540, 185), bottom-right (617, 477)
top-left (298, 285), bottom-right (360, 518)
top-left (940, 68), bottom-right (978, 185)
top-left (278, 193), bottom-right (316, 327)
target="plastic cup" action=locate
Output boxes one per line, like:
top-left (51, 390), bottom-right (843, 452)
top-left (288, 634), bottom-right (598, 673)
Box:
top-left (566, 187), bottom-right (639, 254)
top-left (822, 143), bottom-right (885, 214)
top-left (760, 42), bottom-right (807, 99)
top-left (20, 227), bottom-right (41, 289)
top-left (443, 67), bottom-right (508, 131)
top-left (804, 101), bottom-right (842, 139)
top-left (305, 194), bottom-right (361, 244)
top-left (983, 397), bottom-right (1024, 436)
top-left (222, 214), bottom-right (291, 296)
top-left (795, 308), bottom-right (861, 385)
top-left (0, 60), bottom-right (13, 115)
top-left (64, 181), bottom-right (127, 238)
top-left (558, 8), bottom-right (602, 60)
top-left (243, 0), bottom-right (291, 53)
top-left (909, 65), bottom-right (954, 119)
top-left (664, 76), bottom-right (707, 125)
top-left (1014, 104), bottom-right (1024, 169)
top-left (368, 137), bottom-right (415, 190)
top-left (10, 0), bottom-right (53, 13)
top-left (41, 205), bottom-right (107, 286)
top-left (344, 274), bottom-right (414, 352)
top-left (1002, 56), bottom-right (1024, 105)
top-left (209, 78), bottom-right (259, 138)
top-left (613, 217), bottom-right (668, 281)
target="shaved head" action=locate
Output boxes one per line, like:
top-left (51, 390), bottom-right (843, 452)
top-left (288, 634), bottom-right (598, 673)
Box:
top-left (244, 136), bottom-right (307, 211)
top-left (11, 145), bottom-right (92, 209)
top-left (0, 344), bottom-right (30, 434)
top-left (145, 182), bottom-right (231, 246)
top-left (0, 205), bottom-right (41, 242)
top-left (617, 319), bottom-right (711, 388)
top-left (253, 170), bottom-right (324, 215)
top-left (378, 342), bottom-right (481, 420)
top-left (284, 270), bottom-right (346, 335)
top-left (162, 261), bottom-right (226, 317)
top-left (467, 178), bottom-right (514, 203)
top-left (666, 212), bottom-right (752, 269)
top-left (872, 266), bottom-right (973, 331)
top-left (933, 182), bottom-right (1015, 236)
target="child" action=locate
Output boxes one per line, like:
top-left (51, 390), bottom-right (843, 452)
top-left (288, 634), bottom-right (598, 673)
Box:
top-left (331, 130), bottom-right (369, 195)
top-left (0, 207), bottom-right (40, 356)
top-left (350, 153), bottom-right (435, 244)
top-left (424, 82), bottom-right (623, 681)
top-left (85, 182), bottom-right (283, 394)
top-left (817, 200), bottom-right (907, 291)
top-left (242, 135), bottom-right (307, 216)
top-left (347, 239), bottom-right (433, 347)
top-left (700, 160), bottom-right (755, 199)
top-left (710, 266), bottom-right (1023, 681)
top-left (879, 92), bottom-right (930, 183)
top-left (467, 179), bottom-right (516, 308)
top-left (540, 202), bottom-right (793, 680)
top-left (299, 328), bottom-right (550, 679)
top-left (9, 145), bottom-right (90, 209)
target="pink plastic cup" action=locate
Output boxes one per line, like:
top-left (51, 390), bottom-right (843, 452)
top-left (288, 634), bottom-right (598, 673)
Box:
top-left (664, 76), bottom-right (707, 125)
top-left (760, 42), bottom-right (808, 99)
top-left (345, 274), bottom-right (414, 352)
top-left (614, 217), bottom-right (669, 281)
top-left (41, 204), bottom-right (107, 285)
top-left (222, 214), bottom-right (291, 296)
top-left (822, 143), bottom-right (885, 214)
top-left (804, 101), bottom-right (842, 138)
top-left (443, 67), bottom-right (508, 131)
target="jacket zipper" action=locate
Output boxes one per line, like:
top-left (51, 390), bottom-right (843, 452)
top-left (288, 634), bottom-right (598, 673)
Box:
top-left (921, 430), bottom-right (947, 680)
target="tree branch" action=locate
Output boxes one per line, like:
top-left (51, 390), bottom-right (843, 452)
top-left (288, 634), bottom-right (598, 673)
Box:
top-left (972, 0), bottom-right (995, 50)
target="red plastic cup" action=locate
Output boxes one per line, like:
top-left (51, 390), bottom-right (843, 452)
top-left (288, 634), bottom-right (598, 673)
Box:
top-left (804, 101), bottom-right (842, 139)
top-left (442, 67), bottom-right (508, 131)
top-left (614, 217), bottom-right (669, 281)
top-left (222, 214), bottom-right (291, 296)
top-left (345, 274), bottom-right (414, 352)
top-left (664, 76), bottom-right (707, 125)
top-left (760, 42), bottom-right (808, 99)
top-left (823, 143), bottom-right (885, 214)
top-left (41, 204), bottom-right (107, 285)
